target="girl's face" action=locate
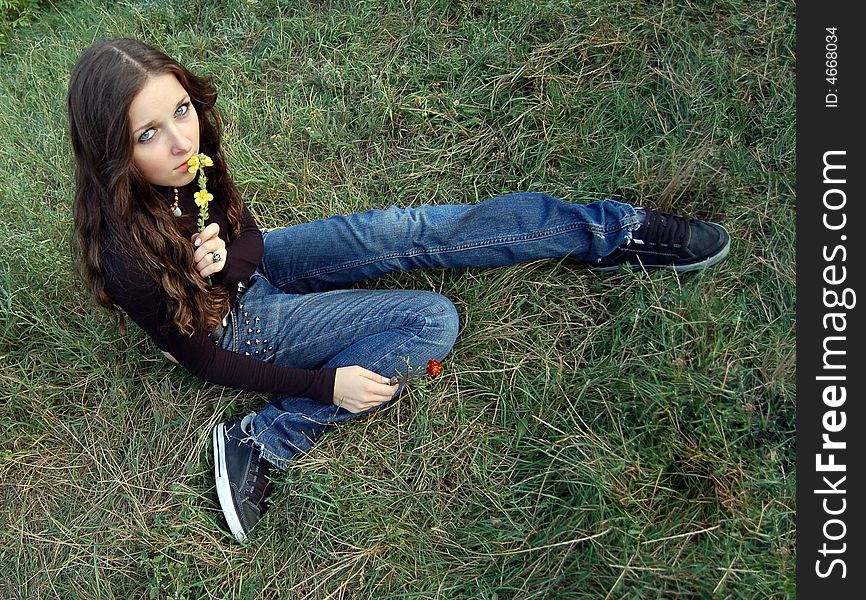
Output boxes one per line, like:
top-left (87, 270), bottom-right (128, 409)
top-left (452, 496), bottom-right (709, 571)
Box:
top-left (129, 73), bottom-right (200, 187)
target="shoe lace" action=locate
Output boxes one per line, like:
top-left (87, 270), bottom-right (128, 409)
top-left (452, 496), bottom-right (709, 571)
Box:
top-left (245, 456), bottom-right (273, 506)
top-left (635, 209), bottom-right (690, 247)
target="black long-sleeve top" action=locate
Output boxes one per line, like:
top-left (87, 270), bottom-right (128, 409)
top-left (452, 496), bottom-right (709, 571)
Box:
top-left (101, 183), bottom-right (337, 404)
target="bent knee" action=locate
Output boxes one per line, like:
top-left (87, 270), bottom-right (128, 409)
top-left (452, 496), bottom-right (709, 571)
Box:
top-left (420, 292), bottom-right (460, 353)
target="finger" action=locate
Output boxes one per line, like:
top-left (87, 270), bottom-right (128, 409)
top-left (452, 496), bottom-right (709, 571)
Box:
top-left (194, 239), bottom-right (225, 263)
top-left (201, 222), bottom-right (220, 241)
top-left (370, 392), bottom-right (394, 407)
top-left (205, 260), bottom-right (226, 278)
top-left (358, 367), bottom-right (393, 385)
top-left (373, 379), bottom-right (399, 394)
top-left (196, 252), bottom-right (226, 277)
top-left (197, 263), bottom-right (213, 278)
top-left (195, 253), bottom-right (213, 272)
top-left (209, 259), bottom-right (226, 276)
top-left (192, 223), bottom-right (221, 246)
top-left (366, 383), bottom-right (399, 403)
top-left (357, 373), bottom-right (393, 392)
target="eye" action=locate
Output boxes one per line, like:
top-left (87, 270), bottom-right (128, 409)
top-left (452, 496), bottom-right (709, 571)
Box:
top-left (138, 128), bottom-right (156, 143)
top-left (175, 102), bottom-right (191, 117)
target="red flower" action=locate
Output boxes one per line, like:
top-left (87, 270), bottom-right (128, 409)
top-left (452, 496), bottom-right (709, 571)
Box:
top-left (426, 359), bottom-right (443, 377)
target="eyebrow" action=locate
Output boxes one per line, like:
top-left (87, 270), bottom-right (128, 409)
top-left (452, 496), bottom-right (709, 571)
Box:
top-left (132, 95), bottom-right (191, 135)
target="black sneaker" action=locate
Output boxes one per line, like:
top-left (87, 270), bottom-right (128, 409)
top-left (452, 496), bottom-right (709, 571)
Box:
top-left (213, 415), bottom-right (273, 543)
top-left (592, 208), bottom-right (730, 273)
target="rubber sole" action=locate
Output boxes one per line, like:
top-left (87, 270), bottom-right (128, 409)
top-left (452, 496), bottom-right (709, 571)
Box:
top-left (213, 423), bottom-right (249, 543)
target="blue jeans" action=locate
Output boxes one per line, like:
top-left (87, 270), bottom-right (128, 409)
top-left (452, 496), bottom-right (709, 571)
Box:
top-left (217, 192), bottom-right (638, 469)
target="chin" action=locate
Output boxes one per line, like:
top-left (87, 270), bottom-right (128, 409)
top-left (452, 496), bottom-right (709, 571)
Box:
top-left (175, 171), bottom-right (197, 186)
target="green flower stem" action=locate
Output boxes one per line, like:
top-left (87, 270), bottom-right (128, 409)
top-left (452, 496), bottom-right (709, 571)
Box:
top-left (196, 167), bottom-right (209, 232)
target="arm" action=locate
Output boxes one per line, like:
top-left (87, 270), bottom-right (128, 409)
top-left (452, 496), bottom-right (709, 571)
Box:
top-left (197, 204), bottom-right (263, 287)
top-left (162, 321), bottom-right (338, 403)
top-left (161, 345), bottom-right (398, 413)
top-left (104, 244), bottom-right (337, 404)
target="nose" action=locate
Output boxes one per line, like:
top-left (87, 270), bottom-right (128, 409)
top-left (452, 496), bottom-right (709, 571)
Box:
top-left (169, 126), bottom-right (193, 156)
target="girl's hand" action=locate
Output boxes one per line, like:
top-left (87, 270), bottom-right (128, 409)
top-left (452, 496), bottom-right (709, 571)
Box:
top-left (333, 366), bottom-right (399, 414)
top-left (191, 223), bottom-right (227, 278)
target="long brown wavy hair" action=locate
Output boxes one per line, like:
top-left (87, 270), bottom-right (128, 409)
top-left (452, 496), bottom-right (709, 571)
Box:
top-left (68, 38), bottom-right (245, 335)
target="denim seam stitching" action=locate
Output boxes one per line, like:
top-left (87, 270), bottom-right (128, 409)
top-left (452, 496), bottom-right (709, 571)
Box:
top-left (271, 219), bottom-right (632, 287)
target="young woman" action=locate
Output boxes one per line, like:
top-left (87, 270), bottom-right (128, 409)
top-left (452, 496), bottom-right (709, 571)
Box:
top-left (68, 38), bottom-right (730, 543)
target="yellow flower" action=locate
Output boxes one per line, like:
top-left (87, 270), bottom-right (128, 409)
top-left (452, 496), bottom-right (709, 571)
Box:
top-left (194, 190), bottom-right (214, 208)
top-left (187, 153), bottom-right (214, 174)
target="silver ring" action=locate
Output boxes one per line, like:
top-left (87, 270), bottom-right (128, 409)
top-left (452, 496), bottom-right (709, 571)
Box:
top-left (211, 252), bottom-right (222, 264)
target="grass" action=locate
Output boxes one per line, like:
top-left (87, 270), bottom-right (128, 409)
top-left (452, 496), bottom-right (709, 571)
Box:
top-left (0, 0), bottom-right (795, 598)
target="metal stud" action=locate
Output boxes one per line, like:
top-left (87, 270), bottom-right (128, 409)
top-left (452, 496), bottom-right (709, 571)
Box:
top-left (254, 350), bottom-right (260, 354)
top-left (256, 329), bottom-right (261, 334)
top-left (245, 340), bottom-right (251, 346)
top-left (244, 320), bottom-right (250, 325)
top-left (243, 312), bottom-right (248, 317)
top-left (254, 316), bottom-right (260, 322)
top-left (268, 346), bottom-right (273, 351)
top-left (255, 339), bottom-right (260, 344)
top-left (247, 328), bottom-right (253, 334)
top-left (245, 352), bottom-right (250, 356)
